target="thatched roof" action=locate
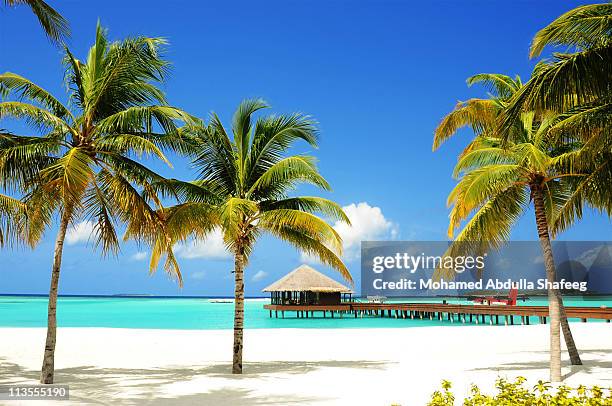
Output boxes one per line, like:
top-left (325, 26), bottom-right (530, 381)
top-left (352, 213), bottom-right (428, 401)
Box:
top-left (262, 264), bottom-right (352, 293)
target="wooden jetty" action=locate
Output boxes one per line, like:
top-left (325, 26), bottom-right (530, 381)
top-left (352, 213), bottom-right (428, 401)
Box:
top-left (262, 264), bottom-right (612, 324)
top-left (264, 302), bottom-right (612, 324)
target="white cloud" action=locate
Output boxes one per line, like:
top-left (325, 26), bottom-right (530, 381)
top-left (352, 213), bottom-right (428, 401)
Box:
top-left (66, 221), bottom-right (95, 245)
top-left (130, 251), bottom-right (148, 261)
top-left (251, 270), bottom-right (268, 282)
top-left (191, 271), bottom-right (206, 280)
top-left (174, 228), bottom-right (231, 260)
top-left (302, 202), bottom-right (398, 263)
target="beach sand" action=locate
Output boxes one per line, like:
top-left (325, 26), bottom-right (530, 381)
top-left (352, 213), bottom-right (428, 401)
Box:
top-left (0, 324), bottom-right (610, 405)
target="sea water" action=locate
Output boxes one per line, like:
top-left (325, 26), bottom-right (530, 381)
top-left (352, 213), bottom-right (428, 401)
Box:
top-left (0, 295), bottom-right (610, 330)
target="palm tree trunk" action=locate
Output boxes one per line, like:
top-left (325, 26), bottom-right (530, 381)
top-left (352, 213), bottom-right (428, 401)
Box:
top-left (532, 184), bottom-right (562, 382)
top-left (40, 207), bottom-right (72, 384)
top-left (232, 245), bottom-right (245, 374)
top-left (557, 291), bottom-right (582, 365)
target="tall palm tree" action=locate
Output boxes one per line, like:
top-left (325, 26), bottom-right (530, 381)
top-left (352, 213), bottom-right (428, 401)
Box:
top-left (136, 99), bottom-right (352, 374)
top-left (2, 0), bottom-right (69, 44)
top-left (439, 109), bottom-right (590, 382)
top-left (433, 73), bottom-right (596, 381)
top-left (434, 73), bottom-right (585, 365)
top-left (0, 23), bottom-right (195, 384)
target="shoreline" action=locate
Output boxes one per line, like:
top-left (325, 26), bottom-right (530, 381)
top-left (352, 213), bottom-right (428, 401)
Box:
top-left (0, 294), bottom-right (270, 300)
top-left (1, 324), bottom-right (610, 405)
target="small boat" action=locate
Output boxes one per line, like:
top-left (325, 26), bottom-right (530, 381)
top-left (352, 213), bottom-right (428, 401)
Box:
top-left (209, 299), bottom-right (233, 303)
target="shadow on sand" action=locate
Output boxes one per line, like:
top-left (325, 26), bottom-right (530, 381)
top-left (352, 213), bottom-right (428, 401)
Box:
top-left (466, 349), bottom-right (612, 382)
top-left (0, 359), bottom-right (391, 405)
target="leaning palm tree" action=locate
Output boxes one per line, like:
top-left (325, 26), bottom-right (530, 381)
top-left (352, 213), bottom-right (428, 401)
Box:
top-left (434, 73), bottom-right (584, 367)
top-left (3, 0), bottom-right (69, 44)
top-left (0, 23), bottom-right (195, 384)
top-left (137, 99), bottom-right (352, 374)
top-left (438, 110), bottom-right (590, 382)
top-left (433, 72), bottom-right (602, 379)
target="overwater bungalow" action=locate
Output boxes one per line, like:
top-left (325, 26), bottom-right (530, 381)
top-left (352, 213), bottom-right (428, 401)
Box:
top-left (263, 264), bottom-right (353, 306)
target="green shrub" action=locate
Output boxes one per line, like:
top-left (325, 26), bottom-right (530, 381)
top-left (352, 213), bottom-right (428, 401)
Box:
top-left (427, 377), bottom-right (612, 405)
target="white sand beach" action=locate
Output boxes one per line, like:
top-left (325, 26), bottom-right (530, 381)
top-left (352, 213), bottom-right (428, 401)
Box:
top-left (0, 324), bottom-right (610, 405)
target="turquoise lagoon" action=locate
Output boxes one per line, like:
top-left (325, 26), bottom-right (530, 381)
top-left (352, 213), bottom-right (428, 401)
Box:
top-left (0, 295), bottom-right (610, 330)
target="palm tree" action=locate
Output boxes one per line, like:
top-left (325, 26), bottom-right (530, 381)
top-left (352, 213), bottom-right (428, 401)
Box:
top-left (2, 0), bottom-right (69, 44)
top-left (435, 73), bottom-right (584, 363)
top-left (433, 73), bottom-right (595, 381)
top-left (0, 23), bottom-right (195, 384)
top-left (439, 109), bottom-right (590, 382)
top-left (137, 99), bottom-right (352, 374)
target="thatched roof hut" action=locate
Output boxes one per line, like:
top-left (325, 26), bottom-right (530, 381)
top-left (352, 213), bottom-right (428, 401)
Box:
top-left (263, 265), bottom-right (352, 305)
top-left (263, 264), bottom-right (351, 293)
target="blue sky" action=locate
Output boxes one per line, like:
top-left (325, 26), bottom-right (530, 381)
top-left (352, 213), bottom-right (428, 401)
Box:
top-left (1, 0), bottom-right (610, 296)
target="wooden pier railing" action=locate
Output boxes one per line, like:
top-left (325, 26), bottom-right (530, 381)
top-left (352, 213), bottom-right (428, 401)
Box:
top-left (263, 302), bottom-right (612, 325)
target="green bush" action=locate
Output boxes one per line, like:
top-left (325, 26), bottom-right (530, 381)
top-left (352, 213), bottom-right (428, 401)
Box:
top-left (427, 377), bottom-right (612, 405)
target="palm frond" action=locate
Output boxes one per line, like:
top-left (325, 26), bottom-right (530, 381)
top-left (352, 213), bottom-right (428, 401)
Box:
top-left (548, 98), bottom-right (612, 147)
top-left (530, 3), bottom-right (612, 57)
top-left (266, 224), bottom-right (352, 283)
top-left (260, 196), bottom-right (350, 224)
top-left (0, 101), bottom-right (73, 134)
top-left (258, 209), bottom-right (343, 254)
top-left (192, 118), bottom-right (238, 196)
top-left (4, 0), bottom-right (69, 44)
top-left (0, 72), bottom-right (73, 119)
top-left (232, 98), bottom-right (268, 167)
top-left (0, 133), bottom-right (59, 190)
top-left (94, 105), bottom-right (197, 136)
top-left (246, 112), bottom-right (318, 185)
top-left (467, 73), bottom-right (521, 99)
top-left (453, 147), bottom-right (516, 178)
top-left (146, 178), bottom-right (220, 204)
top-left (97, 168), bottom-right (157, 233)
top-left (503, 45), bottom-right (612, 126)
top-left (447, 164), bottom-right (523, 237)
top-left (247, 155), bottom-right (331, 199)
top-left (436, 185), bottom-right (528, 281)
top-left (21, 186), bottom-right (58, 246)
top-left (82, 22), bottom-right (170, 122)
top-left (95, 134), bottom-right (171, 166)
top-left (62, 47), bottom-right (85, 109)
top-left (0, 193), bottom-right (26, 247)
top-left (219, 197), bottom-right (258, 240)
top-left (39, 147), bottom-right (94, 205)
top-left (433, 98), bottom-right (499, 150)
top-left (551, 156), bottom-right (612, 236)
top-left (82, 180), bottom-right (120, 255)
